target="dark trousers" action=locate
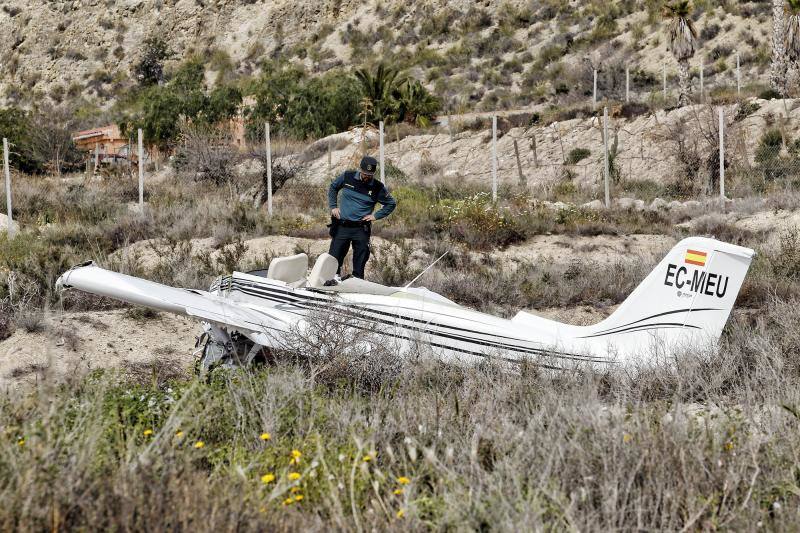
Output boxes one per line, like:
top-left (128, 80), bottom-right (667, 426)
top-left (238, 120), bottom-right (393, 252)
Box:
top-left (329, 225), bottom-right (371, 278)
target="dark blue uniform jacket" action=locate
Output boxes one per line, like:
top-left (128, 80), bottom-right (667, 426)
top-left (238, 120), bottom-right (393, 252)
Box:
top-left (327, 171), bottom-right (397, 221)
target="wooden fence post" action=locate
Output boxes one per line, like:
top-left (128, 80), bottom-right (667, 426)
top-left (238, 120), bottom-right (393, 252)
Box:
top-left (700, 59), bottom-right (704, 102)
top-left (3, 138), bottom-right (13, 237)
top-left (379, 120), bottom-right (385, 187)
top-left (137, 129), bottom-right (144, 211)
top-left (719, 108), bottom-right (725, 199)
top-left (265, 122), bottom-right (273, 217)
top-left (603, 107), bottom-right (610, 208)
top-left (491, 116), bottom-right (498, 202)
top-left (513, 139), bottom-right (525, 188)
top-left (625, 66), bottom-right (630, 103)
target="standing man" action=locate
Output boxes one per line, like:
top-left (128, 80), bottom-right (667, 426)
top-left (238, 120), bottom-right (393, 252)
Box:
top-left (328, 156), bottom-right (396, 279)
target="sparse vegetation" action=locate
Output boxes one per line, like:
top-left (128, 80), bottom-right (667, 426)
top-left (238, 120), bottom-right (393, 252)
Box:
top-left (4, 3), bottom-right (800, 528)
top-left (3, 271), bottom-right (800, 528)
top-left (2, 111), bottom-right (800, 528)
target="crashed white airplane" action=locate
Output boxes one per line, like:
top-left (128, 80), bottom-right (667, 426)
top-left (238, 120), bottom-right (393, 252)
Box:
top-left (56, 237), bottom-right (754, 371)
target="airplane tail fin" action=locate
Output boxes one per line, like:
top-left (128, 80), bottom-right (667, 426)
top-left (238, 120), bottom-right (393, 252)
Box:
top-left (578, 237), bottom-right (755, 361)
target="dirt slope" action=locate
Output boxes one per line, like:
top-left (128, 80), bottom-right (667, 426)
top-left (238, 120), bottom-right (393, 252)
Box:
top-left (0, 309), bottom-right (197, 391)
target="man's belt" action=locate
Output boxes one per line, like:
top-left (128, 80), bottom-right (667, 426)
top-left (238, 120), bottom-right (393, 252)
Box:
top-left (339, 219), bottom-right (370, 227)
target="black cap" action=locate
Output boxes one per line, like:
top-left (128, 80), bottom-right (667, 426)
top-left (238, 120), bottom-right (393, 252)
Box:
top-left (360, 156), bottom-right (378, 174)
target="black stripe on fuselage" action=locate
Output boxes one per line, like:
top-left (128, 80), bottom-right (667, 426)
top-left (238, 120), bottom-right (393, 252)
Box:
top-left (584, 307), bottom-right (721, 336)
top-left (229, 278), bottom-right (539, 343)
top-left (229, 281), bottom-right (616, 363)
top-left (227, 282), bottom-right (613, 364)
top-left (577, 322), bottom-right (700, 339)
top-left (228, 282), bottom-right (567, 354)
top-left (237, 289), bottom-right (574, 371)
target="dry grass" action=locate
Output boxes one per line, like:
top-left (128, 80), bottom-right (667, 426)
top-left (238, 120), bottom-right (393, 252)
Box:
top-left (1, 301), bottom-right (800, 530)
top-left (1, 170), bottom-right (800, 529)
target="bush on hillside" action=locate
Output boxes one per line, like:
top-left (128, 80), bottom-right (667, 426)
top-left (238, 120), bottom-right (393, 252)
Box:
top-left (436, 193), bottom-right (524, 250)
top-left (0, 107), bottom-right (39, 173)
top-left (133, 37), bottom-right (171, 86)
top-left (755, 128), bottom-right (785, 181)
top-left (565, 147), bottom-right (591, 165)
top-left (119, 57), bottom-right (242, 152)
top-left (248, 65), bottom-right (361, 139)
top-left (0, 106), bottom-right (83, 175)
top-left (173, 123), bottom-right (240, 185)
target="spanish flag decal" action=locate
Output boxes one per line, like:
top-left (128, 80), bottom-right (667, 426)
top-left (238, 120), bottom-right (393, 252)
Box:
top-left (685, 249), bottom-right (707, 267)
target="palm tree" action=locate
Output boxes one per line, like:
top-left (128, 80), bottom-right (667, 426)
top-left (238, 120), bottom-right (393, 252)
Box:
top-left (785, 0), bottom-right (800, 90)
top-left (663, 1), bottom-right (697, 107)
top-left (396, 80), bottom-right (441, 127)
top-left (354, 64), bottom-right (403, 124)
top-left (772, 0), bottom-right (788, 95)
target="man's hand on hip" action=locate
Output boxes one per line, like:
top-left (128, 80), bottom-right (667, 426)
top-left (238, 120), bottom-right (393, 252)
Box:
top-left (331, 208), bottom-right (341, 219)
top-left (361, 214), bottom-right (376, 222)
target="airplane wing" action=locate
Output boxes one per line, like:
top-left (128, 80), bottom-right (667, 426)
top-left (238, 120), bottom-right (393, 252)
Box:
top-left (56, 262), bottom-right (287, 334)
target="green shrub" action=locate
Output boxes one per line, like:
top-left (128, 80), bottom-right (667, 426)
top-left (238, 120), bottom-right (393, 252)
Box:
top-left (552, 179), bottom-right (577, 199)
top-left (734, 101), bottom-right (761, 122)
top-left (383, 161), bottom-right (408, 184)
top-left (759, 88), bottom-right (783, 100)
top-left (436, 193), bottom-right (524, 249)
top-left (119, 57), bottom-right (242, 151)
top-left (0, 107), bottom-right (39, 173)
top-left (249, 65), bottom-right (361, 139)
top-left (133, 36), bottom-right (171, 86)
top-left (755, 129), bottom-right (786, 181)
top-left (565, 147), bottom-right (591, 165)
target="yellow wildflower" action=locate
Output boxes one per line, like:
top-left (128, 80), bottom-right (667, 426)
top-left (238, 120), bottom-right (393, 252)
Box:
top-left (175, 431), bottom-right (184, 438)
top-left (393, 488), bottom-right (404, 495)
top-left (397, 476), bottom-right (410, 485)
top-left (283, 498), bottom-right (294, 506)
top-left (143, 429), bottom-right (153, 436)
top-left (623, 433), bottom-right (632, 443)
top-left (396, 509), bottom-right (405, 519)
top-left (288, 472), bottom-right (301, 481)
top-left (362, 454), bottom-right (373, 462)
top-left (290, 449), bottom-right (302, 464)
top-left (260, 432), bottom-right (271, 441)
top-left (194, 441), bottom-right (205, 449)
top-left (294, 494), bottom-right (304, 502)
top-left (17, 438), bottom-right (24, 446)
top-left (261, 473), bottom-right (275, 484)
top-left (725, 441), bottom-right (735, 451)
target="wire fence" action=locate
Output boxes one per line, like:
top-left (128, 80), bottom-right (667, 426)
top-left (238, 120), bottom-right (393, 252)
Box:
top-left (267, 98), bottom-right (800, 212)
top-left (3, 94), bottom-right (800, 232)
top-left (586, 56), bottom-right (768, 107)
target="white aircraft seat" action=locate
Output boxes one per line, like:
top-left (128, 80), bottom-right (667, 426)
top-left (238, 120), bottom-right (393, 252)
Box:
top-left (266, 253), bottom-right (308, 287)
top-left (307, 253), bottom-right (339, 288)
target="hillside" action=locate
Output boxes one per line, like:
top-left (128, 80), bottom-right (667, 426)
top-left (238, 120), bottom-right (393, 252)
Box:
top-left (0, 0), bottom-right (777, 111)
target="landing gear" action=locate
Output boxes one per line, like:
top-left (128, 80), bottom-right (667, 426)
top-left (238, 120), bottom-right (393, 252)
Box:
top-left (193, 323), bottom-right (269, 374)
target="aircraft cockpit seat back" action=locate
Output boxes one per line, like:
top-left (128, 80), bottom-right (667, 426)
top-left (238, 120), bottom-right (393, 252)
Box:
top-left (266, 253), bottom-right (309, 287)
top-left (308, 253), bottom-right (339, 288)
